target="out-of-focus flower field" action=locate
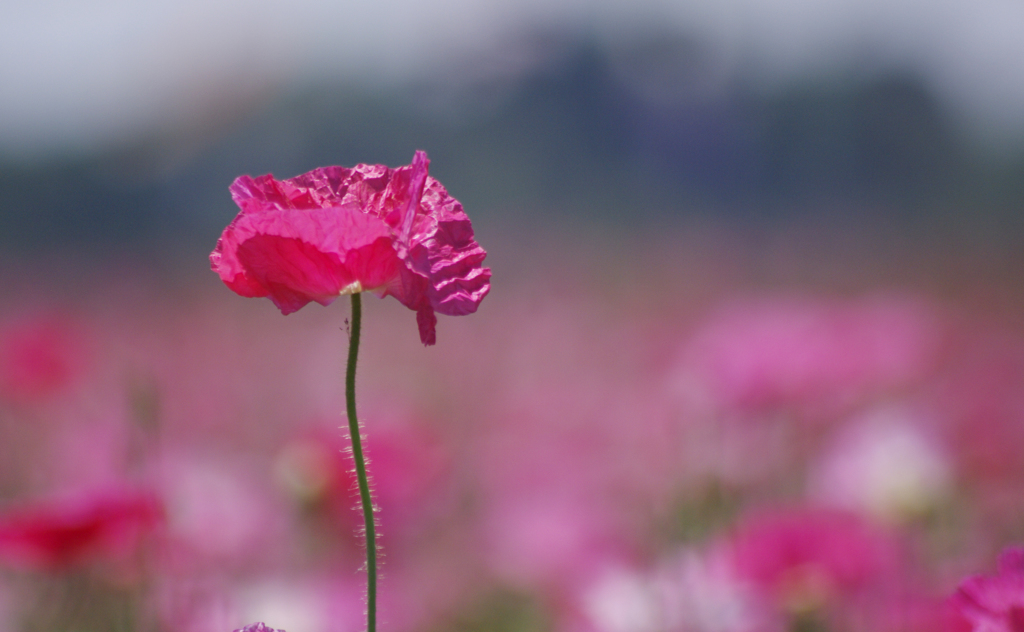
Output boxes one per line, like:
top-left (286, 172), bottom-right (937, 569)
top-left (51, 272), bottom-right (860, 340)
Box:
top-left (0, 223), bottom-right (1021, 632)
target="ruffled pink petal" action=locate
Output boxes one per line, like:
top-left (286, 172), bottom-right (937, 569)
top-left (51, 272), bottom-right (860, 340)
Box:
top-left (235, 235), bottom-right (344, 313)
top-left (211, 205), bottom-right (401, 314)
top-left (417, 176), bottom-right (491, 316)
top-left (376, 151), bottom-right (491, 344)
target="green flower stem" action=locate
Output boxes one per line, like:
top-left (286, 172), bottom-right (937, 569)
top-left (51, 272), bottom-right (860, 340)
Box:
top-left (345, 292), bottom-right (376, 632)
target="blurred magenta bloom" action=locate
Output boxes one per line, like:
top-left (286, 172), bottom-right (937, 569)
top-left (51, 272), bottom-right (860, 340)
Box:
top-left (210, 150), bottom-right (490, 345)
top-left (0, 487), bottom-right (163, 572)
top-left (951, 547), bottom-right (1024, 632)
top-left (0, 312), bottom-right (85, 403)
top-left (858, 595), bottom-right (971, 632)
top-left (680, 295), bottom-right (940, 418)
top-left (729, 508), bottom-right (901, 613)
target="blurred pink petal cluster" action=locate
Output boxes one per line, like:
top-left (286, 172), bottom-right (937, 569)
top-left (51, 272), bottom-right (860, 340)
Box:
top-left (677, 295), bottom-right (941, 419)
top-left (0, 229), bottom-right (1022, 632)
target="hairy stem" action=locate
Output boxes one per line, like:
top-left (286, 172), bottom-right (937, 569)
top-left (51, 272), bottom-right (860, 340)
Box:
top-left (346, 292), bottom-right (376, 632)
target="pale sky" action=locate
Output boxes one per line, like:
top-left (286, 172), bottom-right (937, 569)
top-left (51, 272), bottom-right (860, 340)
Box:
top-left (2, 0), bottom-right (1023, 157)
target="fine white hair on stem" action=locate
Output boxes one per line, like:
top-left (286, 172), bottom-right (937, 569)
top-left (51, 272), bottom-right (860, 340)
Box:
top-left (341, 422), bottom-right (383, 552)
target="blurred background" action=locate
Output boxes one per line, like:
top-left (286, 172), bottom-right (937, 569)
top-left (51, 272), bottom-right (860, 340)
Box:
top-left (1, 0), bottom-right (1023, 631)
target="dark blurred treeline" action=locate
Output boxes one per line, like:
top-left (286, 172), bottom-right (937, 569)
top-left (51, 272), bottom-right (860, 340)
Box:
top-left (2, 33), bottom-right (1022, 254)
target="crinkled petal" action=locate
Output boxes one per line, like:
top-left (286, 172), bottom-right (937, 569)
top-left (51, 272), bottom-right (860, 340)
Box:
top-left (418, 177), bottom-right (491, 316)
top-left (380, 152), bottom-right (491, 327)
top-left (229, 166), bottom-right (379, 214)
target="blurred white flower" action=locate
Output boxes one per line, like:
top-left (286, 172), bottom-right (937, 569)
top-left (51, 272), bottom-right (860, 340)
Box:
top-left (578, 549), bottom-right (774, 632)
top-left (659, 549), bottom-right (774, 632)
top-left (809, 407), bottom-right (951, 523)
top-left (582, 569), bottom-right (662, 632)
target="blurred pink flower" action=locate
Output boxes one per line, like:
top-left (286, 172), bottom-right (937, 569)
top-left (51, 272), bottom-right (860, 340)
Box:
top-left (678, 295), bottom-right (941, 418)
top-left (935, 327), bottom-right (1024, 488)
top-left (567, 550), bottom-right (780, 632)
top-left (951, 547), bottom-right (1024, 632)
top-left (210, 150), bottom-right (490, 345)
top-left (484, 494), bottom-right (636, 599)
top-left (274, 417), bottom-right (452, 546)
top-left (0, 487), bottom-right (163, 572)
top-left (158, 455), bottom-right (284, 570)
top-left (856, 594), bottom-right (971, 632)
top-left (0, 312), bottom-right (85, 403)
top-left (729, 508), bottom-right (902, 613)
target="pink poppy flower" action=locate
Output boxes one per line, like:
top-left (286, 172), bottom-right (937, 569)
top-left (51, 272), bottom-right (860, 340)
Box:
top-left (951, 547), bottom-right (1024, 632)
top-left (210, 150), bottom-right (490, 345)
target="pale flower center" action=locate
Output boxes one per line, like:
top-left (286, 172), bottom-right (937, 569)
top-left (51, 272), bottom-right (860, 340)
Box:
top-left (339, 281), bottom-right (364, 295)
